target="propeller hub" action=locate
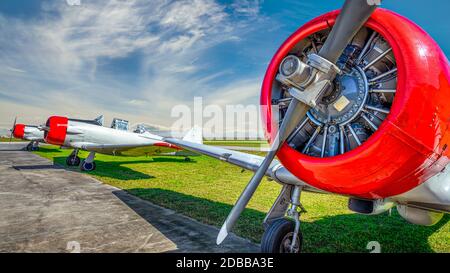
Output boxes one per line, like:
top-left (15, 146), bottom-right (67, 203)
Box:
top-left (273, 27), bottom-right (397, 158)
top-left (309, 66), bottom-right (368, 126)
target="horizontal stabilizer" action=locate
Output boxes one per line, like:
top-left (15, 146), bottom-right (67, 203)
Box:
top-left (182, 126), bottom-right (203, 144)
top-left (69, 115), bottom-right (104, 126)
top-left (94, 115), bottom-right (104, 126)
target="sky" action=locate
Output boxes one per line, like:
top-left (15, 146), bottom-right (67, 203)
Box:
top-left (0, 0), bottom-right (449, 136)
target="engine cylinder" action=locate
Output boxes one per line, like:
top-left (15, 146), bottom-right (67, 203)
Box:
top-left (277, 55), bottom-right (311, 88)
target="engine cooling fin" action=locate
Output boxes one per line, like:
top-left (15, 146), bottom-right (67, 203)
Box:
top-left (273, 27), bottom-right (397, 158)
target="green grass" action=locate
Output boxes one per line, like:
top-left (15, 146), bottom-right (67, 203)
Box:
top-left (0, 137), bottom-right (24, 142)
top-left (204, 140), bottom-right (267, 147)
top-left (34, 145), bottom-right (449, 253)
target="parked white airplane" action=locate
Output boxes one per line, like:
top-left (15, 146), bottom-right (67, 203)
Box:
top-left (42, 115), bottom-right (202, 171)
top-left (163, 0), bottom-right (450, 253)
top-left (10, 118), bottom-right (45, 151)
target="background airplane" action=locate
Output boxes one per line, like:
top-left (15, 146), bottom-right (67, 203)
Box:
top-left (163, 0), bottom-right (450, 253)
top-left (42, 115), bottom-right (202, 171)
top-left (10, 118), bottom-right (45, 151)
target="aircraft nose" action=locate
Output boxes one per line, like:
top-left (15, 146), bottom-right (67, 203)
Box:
top-left (12, 124), bottom-right (25, 139)
top-left (44, 116), bottom-right (68, 145)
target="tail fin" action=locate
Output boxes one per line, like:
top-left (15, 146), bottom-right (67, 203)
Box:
top-left (182, 126), bottom-right (203, 144)
top-left (94, 115), bottom-right (104, 126)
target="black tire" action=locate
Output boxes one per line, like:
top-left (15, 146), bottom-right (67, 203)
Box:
top-left (261, 218), bottom-right (303, 253)
top-left (184, 157), bottom-right (191, 162)
top-left (66, 156), bottom-right (81, 167)
top-left (80, 160), bottom-right (96, 172)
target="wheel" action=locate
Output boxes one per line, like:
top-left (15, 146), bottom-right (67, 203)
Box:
top-left (184, 157), bottom-right (191, 162)
top-left (261, 218), bottom-right (303, 253)
top-left (80, 160), bottom-right (96, 172)
top-left (66, 156), bottom-right (81, 166)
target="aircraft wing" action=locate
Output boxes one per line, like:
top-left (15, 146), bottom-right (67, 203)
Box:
top-left (71, 142), bottom-right (182, 156)
top-left (26, 137), bottom-right (45, 141)
top-left (163, 138), bottom-right (278, 173)
top-left (213, 145), bottom-right (270, 152)
top-left (163, 138), bottom-right (325, 193)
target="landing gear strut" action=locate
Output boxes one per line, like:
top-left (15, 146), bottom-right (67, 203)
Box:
top-left (66, 149), bottom-right (81, 166)
top-left (26, 141), bottom-right (39, 151)
top-left (80, 151), bottom-right (96, 172)
top-left (261, 185), bottom-right (306, 253)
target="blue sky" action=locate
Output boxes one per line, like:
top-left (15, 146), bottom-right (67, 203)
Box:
top-left (0, 0), bottom-right (449, 132)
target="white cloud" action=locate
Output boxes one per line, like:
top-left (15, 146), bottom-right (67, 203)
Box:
top-left (231, 0), bottom-right (262, 16)
top-left (6, 67), bottom-right (26, 73)
top-left (0, 0), bottom-right (267, 132)
top-left (160, 0), bottom-right (227, 30)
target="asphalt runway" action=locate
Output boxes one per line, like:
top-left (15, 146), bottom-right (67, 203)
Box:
top-left (0, 143), bottom-right (258, 253)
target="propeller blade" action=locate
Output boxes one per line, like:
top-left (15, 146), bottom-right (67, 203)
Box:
top-left (217, 100), bottom-right (310, 244)
top-left (9, 117), bottom-right (17, 143)
top-left (318, 0), bottom-right (378, 63)
top-left (217, 0), bottom-right (379, 244)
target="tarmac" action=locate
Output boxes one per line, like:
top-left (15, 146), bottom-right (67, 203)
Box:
top-left (0, 142), bottom-right (259, 253)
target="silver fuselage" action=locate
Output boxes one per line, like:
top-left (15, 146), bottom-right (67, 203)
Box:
top-left (23, 126), bottom-right (45, 142)
top-left (63, 120), bottom-right (182, 156)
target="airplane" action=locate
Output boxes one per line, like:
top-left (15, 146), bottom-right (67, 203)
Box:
top-left (10, 118), bottom-right (45, 151)
top-left (41, 115), bottom-right (202, 171)
top-left (163, 0), bottom-right (450, 253)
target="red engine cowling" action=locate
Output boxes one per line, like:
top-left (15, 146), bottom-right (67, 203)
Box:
top-left (44, 116), bottom-right (68, 146)
top-left (261, 9), bottom-right (450, 199)
top-left (12, 124), bottom-right (25, 139)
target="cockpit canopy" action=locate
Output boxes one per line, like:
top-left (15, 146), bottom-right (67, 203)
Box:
top-left (133, 124), bottom-right (146, 134)
top-left (111, 118), bottom-right (129, 131)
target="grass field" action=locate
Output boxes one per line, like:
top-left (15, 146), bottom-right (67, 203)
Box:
top-left (203, 140), bottom-right (267, 147)
top-left (0, 137), bottom-right (24, 142)
top-left (34, 143), bottom-right (449, 253)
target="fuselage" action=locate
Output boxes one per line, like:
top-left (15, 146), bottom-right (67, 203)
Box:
top-left (44, 117), bottom-right (181, 156)
top-left (13, 124), bottom-right (44, 141)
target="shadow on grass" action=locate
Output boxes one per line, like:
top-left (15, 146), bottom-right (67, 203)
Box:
top-left (51, 156), bottom-right (154, 180)
top-left (151, 157), bottom-right (196, 163)
top-left (117, 188), bottom-right (449, 253)
top-left (50, 156), bottom-right (195, 181)
top-left (35, 146), bottom-right (63, 153)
